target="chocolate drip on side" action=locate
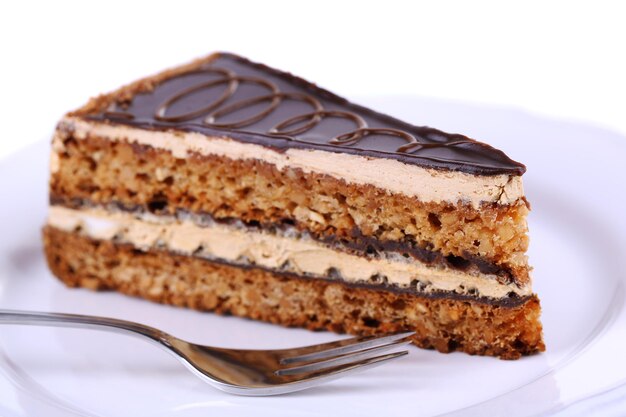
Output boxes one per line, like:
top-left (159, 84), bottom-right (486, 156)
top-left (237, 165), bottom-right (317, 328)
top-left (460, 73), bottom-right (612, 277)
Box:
top-left (85, 53), bottom-right (525, 176)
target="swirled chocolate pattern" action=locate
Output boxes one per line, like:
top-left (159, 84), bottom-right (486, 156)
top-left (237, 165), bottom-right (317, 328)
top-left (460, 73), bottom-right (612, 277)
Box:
top-left (89, 53), bottom-right (525, 175)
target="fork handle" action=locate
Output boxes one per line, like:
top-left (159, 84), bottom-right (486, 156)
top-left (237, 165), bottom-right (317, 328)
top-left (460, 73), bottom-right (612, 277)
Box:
top-left (0, 309), bottom-right (173, 347)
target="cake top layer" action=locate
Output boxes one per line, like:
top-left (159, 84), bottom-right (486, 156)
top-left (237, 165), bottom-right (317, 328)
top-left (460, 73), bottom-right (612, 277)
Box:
top-left (84, 52), bottom-right (525, 175)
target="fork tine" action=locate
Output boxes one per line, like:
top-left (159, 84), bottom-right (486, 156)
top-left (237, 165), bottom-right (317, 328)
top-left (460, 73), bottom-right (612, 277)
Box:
top-left (220, 351), bottom-right (409, 396)
top-left (286, 351), bottom-right (408, 387)
top-left (280, 331), bottom-right (414, 365)
top-left (275, 338), bottom-right (412, 376)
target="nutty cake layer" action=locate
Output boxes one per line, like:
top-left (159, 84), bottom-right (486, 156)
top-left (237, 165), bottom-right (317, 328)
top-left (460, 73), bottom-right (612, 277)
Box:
top-left (50, 133), bottom-right (530, 282)
top-left (43, 226), bottom-right (544, 359)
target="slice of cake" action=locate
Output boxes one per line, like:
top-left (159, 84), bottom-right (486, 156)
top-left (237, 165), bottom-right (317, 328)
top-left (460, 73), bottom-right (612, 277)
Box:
top-left (44, 52), bottom-right (544, 359)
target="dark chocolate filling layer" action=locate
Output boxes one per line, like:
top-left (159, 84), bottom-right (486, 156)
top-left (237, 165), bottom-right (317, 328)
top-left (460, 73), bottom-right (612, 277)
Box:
top-left (50, 195), bottom-right (518, 286)
top-left (85, 53), bottom-right (525, 176)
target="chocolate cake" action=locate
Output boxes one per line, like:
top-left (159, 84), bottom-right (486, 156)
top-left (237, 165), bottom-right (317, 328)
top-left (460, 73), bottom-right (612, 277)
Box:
top-left (43, 52), bottom-right (544, 359)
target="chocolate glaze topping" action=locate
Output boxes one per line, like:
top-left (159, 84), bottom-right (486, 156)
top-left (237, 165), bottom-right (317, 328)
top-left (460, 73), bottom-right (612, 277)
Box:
top-left (87, 52), bottom-right (525, 175)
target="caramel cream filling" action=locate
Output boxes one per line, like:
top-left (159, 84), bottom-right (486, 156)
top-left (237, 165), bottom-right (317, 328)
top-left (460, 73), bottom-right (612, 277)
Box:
top-left (47, 206), bottom-right (531, 299)
top-left (53, 117), bottom-right (524, 208)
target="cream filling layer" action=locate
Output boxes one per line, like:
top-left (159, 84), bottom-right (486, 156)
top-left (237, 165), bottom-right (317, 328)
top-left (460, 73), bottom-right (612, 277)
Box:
top-left (54, 117), bottom-right (524, 207)
top-left (47, 206), bottom-right (531, 299)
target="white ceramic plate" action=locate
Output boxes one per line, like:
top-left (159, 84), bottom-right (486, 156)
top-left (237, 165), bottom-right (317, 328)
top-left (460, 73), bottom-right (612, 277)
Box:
top-left (0, 97), bottom-right (625, 417)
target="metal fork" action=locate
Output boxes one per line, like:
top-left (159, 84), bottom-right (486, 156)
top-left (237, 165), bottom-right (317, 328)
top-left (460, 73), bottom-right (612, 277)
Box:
top-left (0, 309), bottom-right (413, 396)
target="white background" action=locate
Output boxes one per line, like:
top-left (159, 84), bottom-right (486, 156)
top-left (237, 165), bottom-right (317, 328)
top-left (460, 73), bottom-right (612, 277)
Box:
top-left (1, 0), bottom-right (625, 159)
